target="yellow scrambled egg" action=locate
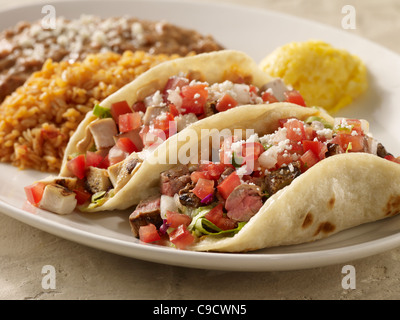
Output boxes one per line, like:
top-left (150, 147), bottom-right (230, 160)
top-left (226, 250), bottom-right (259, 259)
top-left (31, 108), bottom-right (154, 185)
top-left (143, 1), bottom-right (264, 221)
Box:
top-left (259, 40), bottom-right (368, 113)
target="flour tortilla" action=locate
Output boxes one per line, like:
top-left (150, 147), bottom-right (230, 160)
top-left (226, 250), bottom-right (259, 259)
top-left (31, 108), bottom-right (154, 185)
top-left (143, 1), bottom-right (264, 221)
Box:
top-left (59, 50), bottom-right (274, 211)
top-left (192, 152), bottom-right (400, 252)
top-left (89, 103), bottom-right (331, 211)
top-left (187, 111), bottom-right (400, 252)
top-left (125, 102), bottom-right (400, 252)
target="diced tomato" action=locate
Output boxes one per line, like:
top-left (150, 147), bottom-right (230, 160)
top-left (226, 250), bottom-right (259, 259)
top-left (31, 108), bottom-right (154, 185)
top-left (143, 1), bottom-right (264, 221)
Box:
top-left (169, 224), bottom-right (195, 249)
top-left (278, 118), bottom-right (290, 128)
top-left (73, 189), bottom-right (91, 205)
top-left (153, 112), bottom-right (176, 138)
top-left (331, 133), bottom-right (365, 152)
top-left (97, 154), bottom-right (110, 169)
top-left (304, 126), bottom-right (317, 141)
top-left (284, 119), bottom-right (306, 141)
top-left (139, 223), bottom-right (161, 243)
top-left (163, 76), bottom-right (189, 98)
top-left (261, 91), bottom-right (279, 104)
top-left (242, 142), bottom-right (265, 162)
top-left (169, 104), bottom-right (180, 117)
top-left (110, 100), bottom-right (132, 123)
top-left (116, 137), bottom-right (138, 154)
top-left (384, 155), bottom-right (400, 164)
top-left (180, 84), bottom-right (208, 115)
top-left (216, 93), bottom-right (238, 112)
top-left (273, 141), bottom-right (304, 169)
top-left (334, 118), bottom-right (364, 135)
top-left (284, 90), bottom-right (306, 107)
top-left (85, 151), bottom-right (104, 168)
top-left (249, 85), bottom-right (258, 94)
top-left (302, 140), bottom-right (328, 160)
top-left (317, 144), bottom-right (328, 160)
top-left (205, 204), bottom-right (237, 230)
top-left (300, 149), bottom-right (320, 172)
top-left (276, 151), bottom-right (295, 168)
top-left (118, 112), bottom-right (142, 133)
top-left (198, 162), bottom-right (227, 180)
top-left (132, 101), bottom-right (146, 113)
top-left (219, 136), bottom-right (235, 164)
top-left (66, 154), bottom-right (86, 179)
top-left (190, 170), bottom-right (210, 183)
top-left (140, 126), bottom-right (167, 148)
top-left (24, 182), bottom-right (46, 206)
top-left (288, 140), bottom-right (304, 155)
top-left (166, 211), bottom-right (192, 228)
top-left (344, 119), bottom-right (363, 135)
top-left (192, 178), bottom-right (215, 200)
top-left (217, 172), bottom-right (241, 199)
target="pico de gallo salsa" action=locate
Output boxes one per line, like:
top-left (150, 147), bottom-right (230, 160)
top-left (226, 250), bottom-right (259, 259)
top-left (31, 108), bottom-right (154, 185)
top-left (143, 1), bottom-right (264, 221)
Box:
top-left (130, 116), bottom-right (400, 249)
top-left (25, 74), bottom-right (307, 214)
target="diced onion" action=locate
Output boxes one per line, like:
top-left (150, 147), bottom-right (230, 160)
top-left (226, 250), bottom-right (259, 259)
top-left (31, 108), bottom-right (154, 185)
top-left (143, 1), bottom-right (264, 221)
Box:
top-left (258, 146), bottom-right (278, 169)
top-left (160, 195), bottom-right (178, 219)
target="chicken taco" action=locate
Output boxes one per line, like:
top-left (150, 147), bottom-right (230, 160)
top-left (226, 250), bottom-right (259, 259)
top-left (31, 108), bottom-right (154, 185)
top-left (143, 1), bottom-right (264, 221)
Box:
top-left (126, 103), bottom-right (400, 252)
top-left (25, 50), bottom-right (308, 214)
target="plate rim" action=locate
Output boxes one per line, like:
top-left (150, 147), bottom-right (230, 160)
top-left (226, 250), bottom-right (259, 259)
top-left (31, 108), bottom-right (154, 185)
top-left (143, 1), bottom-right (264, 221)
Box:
top-left (2, 196), bottom-right (400, 272)
top-left (1, 0), bottom-right (400, 272)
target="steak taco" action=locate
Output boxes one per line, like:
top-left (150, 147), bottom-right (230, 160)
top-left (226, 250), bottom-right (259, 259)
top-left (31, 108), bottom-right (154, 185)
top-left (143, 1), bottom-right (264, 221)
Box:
top-left (25, 50), bottom-right (308, 214)
top-left (126, 103), bottom-right (400, 252)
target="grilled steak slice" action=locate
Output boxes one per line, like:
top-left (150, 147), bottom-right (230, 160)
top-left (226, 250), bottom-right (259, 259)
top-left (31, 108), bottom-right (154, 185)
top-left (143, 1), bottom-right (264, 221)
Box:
top-left (160, 165), bottom-right (191, 196)
top-left (325, 143), bottom-right (342, 158)
top-left (178, 182), bottom-right (202, 208)
top-left (129, 196), bottom-right (162, 237)
top-left (376, 142), bottom-right (391, 158)
top-left (225, 184), bottom-right (263, 222)
top-left (264, 161), bottom-right (301, 196)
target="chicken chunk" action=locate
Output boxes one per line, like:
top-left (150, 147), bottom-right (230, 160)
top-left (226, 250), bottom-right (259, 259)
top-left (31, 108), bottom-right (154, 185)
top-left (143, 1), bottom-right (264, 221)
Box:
top-left (86, 167), bottom-right (112, 194)
top-left (39, 184), bottom-right (77, 215)
top-left (88, 118), bottom-right (118, 149)
top-left (142, 106), bottom-right (168, 125)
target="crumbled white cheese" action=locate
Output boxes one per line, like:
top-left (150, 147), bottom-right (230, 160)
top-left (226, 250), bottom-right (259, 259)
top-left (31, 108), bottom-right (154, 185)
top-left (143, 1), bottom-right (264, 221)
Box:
top-left (334, 118), bottom-right (352, 131)
top-left (151, 90), bottom-right (165, 106)
top-left (236, 165), bottom-right (248, 177)
top-left (259, 127), bottom-right (288, 146)
top-left (230, 140), bottom-right (243, 155)
top-left (167, 87), bottom-right (182, 108)
top-left (246, 133), bottom-right (259, 143)
top-left (12, 14), bottom-right (157, 65)
top-left (316, 128), bottom-right (333, 140)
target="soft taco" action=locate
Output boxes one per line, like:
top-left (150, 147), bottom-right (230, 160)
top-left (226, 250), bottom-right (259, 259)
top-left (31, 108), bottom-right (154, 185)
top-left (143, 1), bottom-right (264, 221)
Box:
top-left (25, 50), bottom-right (308, 214)
top-left (126, 103), bottom-right (400, 252)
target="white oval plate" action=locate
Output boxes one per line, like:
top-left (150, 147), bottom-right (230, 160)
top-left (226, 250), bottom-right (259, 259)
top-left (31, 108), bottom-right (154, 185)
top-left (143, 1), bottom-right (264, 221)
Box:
top-left (1, 0), bottom-right (400, 271)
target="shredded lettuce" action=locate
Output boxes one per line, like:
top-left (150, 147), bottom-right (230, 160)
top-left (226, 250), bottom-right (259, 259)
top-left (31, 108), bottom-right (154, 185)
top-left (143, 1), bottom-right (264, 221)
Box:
top-left (81, 189), bottom-right (114, 211)
top-left (187, 205), bottom-right (246, 237)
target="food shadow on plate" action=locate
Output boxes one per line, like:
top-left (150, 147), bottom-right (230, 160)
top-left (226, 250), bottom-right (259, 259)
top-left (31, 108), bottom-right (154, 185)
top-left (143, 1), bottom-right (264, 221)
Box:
top-left (71, 208), bottom-right (135, 240)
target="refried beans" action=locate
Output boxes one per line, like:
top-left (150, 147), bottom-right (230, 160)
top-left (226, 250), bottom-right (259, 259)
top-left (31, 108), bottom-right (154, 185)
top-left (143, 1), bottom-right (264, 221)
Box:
top-left (0, 14), bottom-right (223, 102)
